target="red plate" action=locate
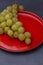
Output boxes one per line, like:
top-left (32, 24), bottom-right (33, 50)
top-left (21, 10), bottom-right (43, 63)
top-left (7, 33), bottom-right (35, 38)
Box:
top-left (0, 11), bottom-right (43, 52)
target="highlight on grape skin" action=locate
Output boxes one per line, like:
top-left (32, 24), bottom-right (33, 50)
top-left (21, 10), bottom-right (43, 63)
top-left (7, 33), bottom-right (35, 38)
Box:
top-left (0, 3), bottom-right (31, 45)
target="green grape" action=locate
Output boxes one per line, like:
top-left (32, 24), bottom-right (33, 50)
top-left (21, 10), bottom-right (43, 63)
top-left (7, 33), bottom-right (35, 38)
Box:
top-left (11, 24), bottom-right (19, 31)
top-left (12, 11), bottom-right (17, 17)
top-left (5, 13), bottom-right (13, 20)
top-left (24, 32), bottom-right (31, 38)
top-left (0, 16), bottom-right (5, 23)
top-left (15, 21), bottom-right (22, 27)
top-left (6, 19), bottom-right (13, 26)
top-left (13, 14), bottom-right (18, 18)
top-left (1, 11), bottom-right (6, 16)
top-left (4, 27), bottom-right (10, 33)
top-left (12, 17), bottom-right (18, 23)
top-left (1, 9), bottom-right (9, 16)
top-left (12, 3), bottom-right (18, 10)
top-left (6, 6), bottom-right (12, 12)
top-left (1, 22), bottom-right (7, 28)
top-left (13, 31), bottom-right (18, 38)
top-left (25, 38), bottom-right (31, 45)
top-left (12, 9), bottom-right (17, 14)
top-left (0, 24), bottom-right (2, 28)
top-left (18, 27), bottom-right (25, 33)
top-left (18, 33), bottom-right (25, 41)
top-left (7, 29), bottom-right (13, 37)
top-left (19, 5), bottom-right (24, 11)
top-left (0, 28), bottom-right (4, 34)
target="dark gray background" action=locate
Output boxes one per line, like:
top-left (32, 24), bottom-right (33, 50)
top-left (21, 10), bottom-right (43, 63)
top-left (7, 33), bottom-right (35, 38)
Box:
top-left (0, 0), bottom-right (43, 65)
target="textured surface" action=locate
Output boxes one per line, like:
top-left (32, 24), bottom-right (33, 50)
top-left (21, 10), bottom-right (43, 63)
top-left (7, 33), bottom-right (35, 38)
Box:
top-left (0, 0), bottom-right (43, 65)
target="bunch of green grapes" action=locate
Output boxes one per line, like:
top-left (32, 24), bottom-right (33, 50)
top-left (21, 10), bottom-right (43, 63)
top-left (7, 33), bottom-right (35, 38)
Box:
top-left (0, 3), bottom-right (31, 45)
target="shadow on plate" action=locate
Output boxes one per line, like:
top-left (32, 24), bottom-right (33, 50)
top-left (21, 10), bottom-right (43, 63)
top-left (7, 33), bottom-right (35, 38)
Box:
top-left (0, 43), bottom-right (43, 55)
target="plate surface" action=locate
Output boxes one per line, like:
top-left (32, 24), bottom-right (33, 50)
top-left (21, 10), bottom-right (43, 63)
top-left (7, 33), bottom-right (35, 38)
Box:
top-left (0, 11), bottom-right (43, 52)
